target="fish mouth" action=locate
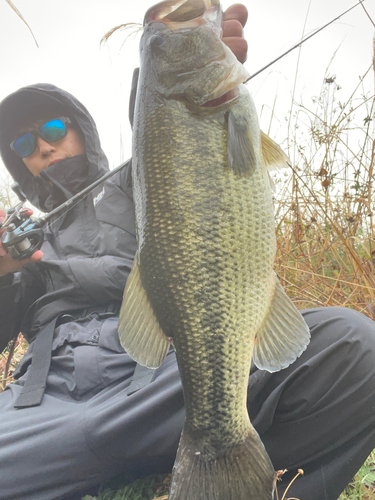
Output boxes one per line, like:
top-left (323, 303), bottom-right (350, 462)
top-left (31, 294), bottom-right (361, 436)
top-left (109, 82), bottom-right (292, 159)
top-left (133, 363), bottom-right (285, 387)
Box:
top-left (144, 0), bottom-right (249, 107)
top-left (144, 0), bottom-right (220, 28)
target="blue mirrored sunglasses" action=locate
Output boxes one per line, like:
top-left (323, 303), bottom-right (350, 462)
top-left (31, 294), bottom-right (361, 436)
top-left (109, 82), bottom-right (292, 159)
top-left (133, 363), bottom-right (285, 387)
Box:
top-left (10, 117), bottom-right (72, 158)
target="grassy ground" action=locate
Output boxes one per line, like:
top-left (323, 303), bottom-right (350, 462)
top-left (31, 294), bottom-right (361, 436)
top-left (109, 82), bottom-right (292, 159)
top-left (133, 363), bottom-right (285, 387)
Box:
top-left (339, 450), bottom-right (375, 500)
top-left (75, 458), bottom-right (375, 500)
top-left (0, 62), bottom-right (374, 499)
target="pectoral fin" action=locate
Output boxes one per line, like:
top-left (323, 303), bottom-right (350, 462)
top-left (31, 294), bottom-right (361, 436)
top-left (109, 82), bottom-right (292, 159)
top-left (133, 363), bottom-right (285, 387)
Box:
top-left (253, 275), bottom-right (310, 372)
top-left (227, 110), bottom-right (256, 177)
top-left (118, 254), bottom-right (170, 369)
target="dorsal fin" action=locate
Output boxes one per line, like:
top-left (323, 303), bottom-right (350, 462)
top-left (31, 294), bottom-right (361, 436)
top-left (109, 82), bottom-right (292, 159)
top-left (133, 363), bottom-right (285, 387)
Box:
top-left (261, 131), bottom-right (290, 170)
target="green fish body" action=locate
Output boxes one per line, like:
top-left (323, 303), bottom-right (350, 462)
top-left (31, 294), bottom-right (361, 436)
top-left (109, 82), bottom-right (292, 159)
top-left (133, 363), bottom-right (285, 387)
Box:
top-left (119, 1), bottom-right (310, 498)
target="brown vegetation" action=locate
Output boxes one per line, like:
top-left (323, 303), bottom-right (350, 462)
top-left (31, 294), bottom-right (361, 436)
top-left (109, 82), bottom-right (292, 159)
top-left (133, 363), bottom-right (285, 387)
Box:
top-left (273, 68), bottom-right (375, 317)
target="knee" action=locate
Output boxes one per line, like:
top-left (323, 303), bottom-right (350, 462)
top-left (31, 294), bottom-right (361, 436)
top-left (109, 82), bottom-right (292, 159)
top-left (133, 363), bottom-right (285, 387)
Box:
top-left (303, 306), bottom-right (375, 347)
top-left (301, 307), bottom-right (375, 380)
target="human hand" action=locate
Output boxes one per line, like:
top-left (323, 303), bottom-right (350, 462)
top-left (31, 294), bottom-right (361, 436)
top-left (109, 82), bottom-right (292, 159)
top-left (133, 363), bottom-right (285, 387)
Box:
top-left (0, 209), bottom-right (43, 277)
top-left (222, 3), bottom-right (248, 63)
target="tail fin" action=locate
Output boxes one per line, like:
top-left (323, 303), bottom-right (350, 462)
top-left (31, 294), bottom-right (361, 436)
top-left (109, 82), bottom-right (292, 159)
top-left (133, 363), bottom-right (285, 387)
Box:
top-left (169, 426), bottom-right (275, 500)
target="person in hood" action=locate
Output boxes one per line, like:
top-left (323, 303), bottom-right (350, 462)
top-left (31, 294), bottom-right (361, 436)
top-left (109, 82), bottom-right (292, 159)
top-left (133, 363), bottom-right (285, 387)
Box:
top-left (0, 5), bottom-right (375, 500)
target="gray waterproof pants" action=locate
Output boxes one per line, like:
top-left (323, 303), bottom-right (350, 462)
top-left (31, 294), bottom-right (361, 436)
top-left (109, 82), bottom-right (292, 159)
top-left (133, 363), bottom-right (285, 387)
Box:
top-left (1, 307), bottom-right (375, 500)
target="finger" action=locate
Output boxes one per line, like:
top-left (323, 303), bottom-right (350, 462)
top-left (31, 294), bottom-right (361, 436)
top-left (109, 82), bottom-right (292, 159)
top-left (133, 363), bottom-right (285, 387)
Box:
top-left (223, 4), bottom-right (248, 28)
top-left (0, 249), bottom-right (43, 276)
top-left (222, 19), bottom-right (243, 38)
top-left (16, 249), bottom-right (43, 266)
top-left (30, 250), bottom-right (43, 262)
top-left (20, 207), bottom-right (34, 217)
top-left (223, 37), bottom-right (248, 63)
top-left (0, 253), bottom-right (23, 276)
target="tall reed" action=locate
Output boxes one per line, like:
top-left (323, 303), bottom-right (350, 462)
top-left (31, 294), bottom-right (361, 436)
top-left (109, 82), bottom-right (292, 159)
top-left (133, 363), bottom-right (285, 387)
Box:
top-left (273, 67), bottom-right (375, 319)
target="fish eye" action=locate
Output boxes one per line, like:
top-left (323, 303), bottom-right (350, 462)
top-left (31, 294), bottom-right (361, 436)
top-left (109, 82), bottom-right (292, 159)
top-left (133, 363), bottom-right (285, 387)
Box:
top-left (148, 35), bottom-right (165, 49)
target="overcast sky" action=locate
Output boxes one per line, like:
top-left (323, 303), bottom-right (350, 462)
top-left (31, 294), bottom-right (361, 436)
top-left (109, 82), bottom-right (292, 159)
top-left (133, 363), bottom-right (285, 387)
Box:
top-left (0, 0), bottom-right (374, 176)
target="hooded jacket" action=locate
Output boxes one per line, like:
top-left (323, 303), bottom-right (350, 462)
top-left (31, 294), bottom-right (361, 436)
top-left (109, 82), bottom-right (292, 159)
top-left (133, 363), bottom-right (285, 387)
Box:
top-left (0, 83), bottom-right (137, 353)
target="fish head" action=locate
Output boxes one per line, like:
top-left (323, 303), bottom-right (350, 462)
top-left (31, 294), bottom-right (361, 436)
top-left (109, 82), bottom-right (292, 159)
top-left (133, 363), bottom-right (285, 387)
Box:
top-left (139, 0), bottom-right (250, 106)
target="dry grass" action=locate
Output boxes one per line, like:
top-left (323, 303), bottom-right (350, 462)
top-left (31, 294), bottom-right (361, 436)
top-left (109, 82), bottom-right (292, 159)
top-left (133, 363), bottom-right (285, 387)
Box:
top-left (0, 334), bottom-right (26, 391)
top-left (4, 0), bottom-right (39, 47)
top-left (272, 67), bottom-right (375, 318)
top-left (100, 22), bottom-right (143, 48)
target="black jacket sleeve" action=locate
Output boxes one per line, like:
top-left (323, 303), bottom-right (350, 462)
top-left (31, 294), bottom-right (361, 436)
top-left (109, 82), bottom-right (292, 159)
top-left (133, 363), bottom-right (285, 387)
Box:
top-left (0, 273), bottom-right (21, 352)
top-left (0, 265), bottom-right (46, 353)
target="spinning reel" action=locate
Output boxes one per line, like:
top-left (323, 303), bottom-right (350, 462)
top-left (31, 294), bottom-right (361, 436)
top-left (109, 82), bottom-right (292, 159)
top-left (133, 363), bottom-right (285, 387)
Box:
top-left (0, 184), bottom-right (44, 261)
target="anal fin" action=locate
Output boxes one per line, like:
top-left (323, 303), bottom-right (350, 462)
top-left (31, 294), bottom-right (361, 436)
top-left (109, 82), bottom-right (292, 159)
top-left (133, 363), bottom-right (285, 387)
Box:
top-left (118, 254), bottom-right (170, 369)
top-left (253, 275), bottom-right (311, 372)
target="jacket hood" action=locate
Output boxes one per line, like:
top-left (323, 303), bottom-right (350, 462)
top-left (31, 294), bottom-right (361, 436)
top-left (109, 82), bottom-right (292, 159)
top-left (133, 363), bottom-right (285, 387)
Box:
top-left (0, 83), bottom-right (109, 211)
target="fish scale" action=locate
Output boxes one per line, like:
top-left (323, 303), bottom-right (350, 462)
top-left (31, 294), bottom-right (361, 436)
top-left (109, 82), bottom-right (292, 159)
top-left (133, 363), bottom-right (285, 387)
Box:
top-left (137, 95), bottom-right (273, 447)
top-left (119, 1), bottom-right (310, 498)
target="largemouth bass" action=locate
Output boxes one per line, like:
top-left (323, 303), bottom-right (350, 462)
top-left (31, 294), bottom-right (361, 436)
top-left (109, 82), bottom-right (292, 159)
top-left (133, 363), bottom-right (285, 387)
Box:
top-left (118, 1), bottom-right (310, 498)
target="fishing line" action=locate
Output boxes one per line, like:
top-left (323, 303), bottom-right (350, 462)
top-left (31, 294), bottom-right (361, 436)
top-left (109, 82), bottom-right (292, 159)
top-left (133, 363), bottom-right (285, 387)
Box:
top-left (246, 0), bottom-right (366, 82)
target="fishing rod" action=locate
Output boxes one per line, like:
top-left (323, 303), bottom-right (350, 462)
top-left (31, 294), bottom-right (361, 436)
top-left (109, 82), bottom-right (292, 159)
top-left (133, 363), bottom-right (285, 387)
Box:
top-left (0, 161), bottom-right (128, 260)
top-left (247, 0), bottom-right (366, 82)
